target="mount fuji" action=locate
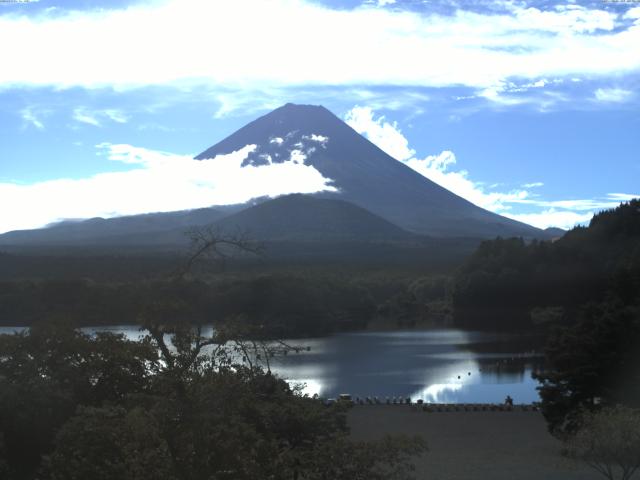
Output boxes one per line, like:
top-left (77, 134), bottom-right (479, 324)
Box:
top-left (197, 103), bottom-right (542, 239)
top-left (0, 103), bottom-right (548, 252)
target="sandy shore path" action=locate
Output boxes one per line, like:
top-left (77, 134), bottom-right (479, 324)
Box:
top-left (348, 405), bottom-right (600, 480)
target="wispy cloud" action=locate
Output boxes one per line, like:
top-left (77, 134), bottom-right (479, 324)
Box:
top-left (370, 0), bottom-right (396, 6)
top-left (210, 87), bottom-right (431, 120)
top-left (136, 123), bottom-right (175, 132)
top-left (72, 107), bottom-right (129, 127)
top-left (0, 143), bottom-right (336, 234)
top-left (593, 88), bottom-right (634, 103)
top-left (512, 194), bottom-right (640, 211)
top-left (0, 0), bottom-right (637, 93)
top-left (20, 107), bottom-right (46, 130)
top-left (607, 193), bottom-right (640, 201)
top-left (624, 7), bottom-right (640, 21)
top-left (103, 109), bottom-right (129, 123)
top-left (502, 209), bottom-right (595, 231)
top-left (344, 105), bottom-right (637, 230)
top-left (213, 92), bottom-right (283, 119)
top-left (344, 106), bottom-right (415, 161)
top-left (72, 107), bottom-right (101, 126)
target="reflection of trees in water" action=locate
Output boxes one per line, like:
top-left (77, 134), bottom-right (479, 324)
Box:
top-left (457, 335), bottom-right (545, 383)
top-left (477, 357), bottom-right (543, 383)
top-left (463, 335), bottom-right (545, 355)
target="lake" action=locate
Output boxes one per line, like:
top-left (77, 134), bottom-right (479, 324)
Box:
top-left (0, 326), bottom-right (543, 404)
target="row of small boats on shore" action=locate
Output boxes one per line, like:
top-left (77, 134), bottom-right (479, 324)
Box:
top-left (320, 394), bottom-right (540, 412)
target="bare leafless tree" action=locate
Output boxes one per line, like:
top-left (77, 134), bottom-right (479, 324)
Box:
top-left (175, 225), bottom-right (263, 280)
top-left (140, 225), bottom-right (302, 377)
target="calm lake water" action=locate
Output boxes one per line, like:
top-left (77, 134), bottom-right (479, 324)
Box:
top-left (0, 327), bottom-right (543, 404)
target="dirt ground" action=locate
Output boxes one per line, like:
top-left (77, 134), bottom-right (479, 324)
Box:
top-left (348, 405), bottom-right (601, 480)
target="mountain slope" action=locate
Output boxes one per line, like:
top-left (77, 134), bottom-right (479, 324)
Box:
top-left (0, 194), bottom-right (481, 271)
top-left (0, 195), bottom-right (417, 248)
top-left (0, 205), bottom-right (244, 247)
top-left (215, 193), bottom-right (416, 242)
top-left (197, 103), bottom-right (545, 239)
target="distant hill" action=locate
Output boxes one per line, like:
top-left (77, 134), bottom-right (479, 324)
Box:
top-left (544, 227), bottom-right (566, 239)
top-left (0, 195), bottom-right (418, 247)
top-left (0, 205), bottom-right (244, 247)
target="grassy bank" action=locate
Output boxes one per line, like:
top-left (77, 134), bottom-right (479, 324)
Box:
top-left (348, 405), bottom-right (599, 480)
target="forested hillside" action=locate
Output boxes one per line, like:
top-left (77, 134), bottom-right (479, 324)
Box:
top-left (452, 200), bottom-right (640, 331)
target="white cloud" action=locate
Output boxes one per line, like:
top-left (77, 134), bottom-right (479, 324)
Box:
top-left (512, 195), bottom-right (637, 211)
top-left (515, 5), bottom-right (616, 33)
top-left (20, 107), bottom-right (45, 129)
top-left (103, 109), bottom-right (129, 123)
top-left (502, 209), bottom-right (594, 230)
top-left (404, 152), bottom-right (531, 213)
top-left (344, 105), bottom-right (636, 229)
top-left (136, 123), bottom-right (175, 132)
top-left (72, 107), bottom-right (101, 126)
top-left (302, 134), bottom-right (329, 147)
top-left (72, 107), bottom-right (129, 126)
top-left (607, 192), bottom-right (640, 201)
top-left (594, 88), bottom-right (634, 103)
top-left (624, 7), bottom-right (640, 21)
top-left (0, 144), bottom-right (337, 234)
top-left (345, 106), bottom-right (415, 161)
top-left (0, 0), bottom-right (637, 91)
top-left (213, 93), bottom-right (283, 119)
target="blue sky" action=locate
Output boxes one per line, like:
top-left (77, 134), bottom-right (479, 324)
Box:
top-left (0, 0), bottom-right (638, 233)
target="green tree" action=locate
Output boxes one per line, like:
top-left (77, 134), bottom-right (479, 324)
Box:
top-left (45, 406), bottom-right (176, 480)
top-left (535, 302), bottom-right (640, 437)
top-left (0, 321), bottom-right (158, 479)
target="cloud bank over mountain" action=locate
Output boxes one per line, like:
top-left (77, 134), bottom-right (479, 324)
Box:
top-left (0, 143), bottom-right (336, 234)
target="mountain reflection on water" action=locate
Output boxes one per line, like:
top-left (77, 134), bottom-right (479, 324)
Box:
top-left (0, 327), bottom-right (544, 404)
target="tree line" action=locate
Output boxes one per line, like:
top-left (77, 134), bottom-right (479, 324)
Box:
top-left (0, 271), bottom-right (454, 337)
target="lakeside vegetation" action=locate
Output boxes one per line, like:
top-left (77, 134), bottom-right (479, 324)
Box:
top-left (0, 270), bottom-right (453, 336)
top-left (0, 320), bottom-right (426, 480)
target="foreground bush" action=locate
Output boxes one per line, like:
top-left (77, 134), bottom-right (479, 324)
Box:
top-left (0, 322), bottom-right (425, 480)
